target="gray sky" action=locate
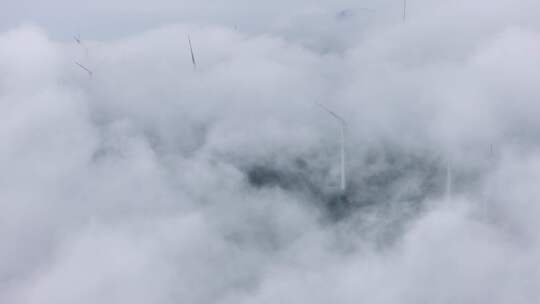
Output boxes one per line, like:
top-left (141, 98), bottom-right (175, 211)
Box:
top-left (2, 0), bottom-right (398, 41)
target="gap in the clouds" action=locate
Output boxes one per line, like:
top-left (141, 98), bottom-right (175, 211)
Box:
top-left (242, 145), bottom-right (468, 224)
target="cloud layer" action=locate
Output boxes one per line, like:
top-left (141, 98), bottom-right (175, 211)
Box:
top-left (2, 1), bottom-right (540, 303)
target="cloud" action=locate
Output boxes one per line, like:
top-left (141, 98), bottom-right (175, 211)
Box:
top-left (1, 1), bottom-right (540, 303)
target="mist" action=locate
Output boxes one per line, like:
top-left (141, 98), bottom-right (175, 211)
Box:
top-left (1, 0), bottom-right (540, 303)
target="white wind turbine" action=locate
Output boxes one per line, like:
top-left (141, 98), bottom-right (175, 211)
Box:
top-left (316, 103), bottom-right (348, 193)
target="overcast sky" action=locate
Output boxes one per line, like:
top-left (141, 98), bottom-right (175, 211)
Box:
top-left (3, 0), bottom-right (417, 41)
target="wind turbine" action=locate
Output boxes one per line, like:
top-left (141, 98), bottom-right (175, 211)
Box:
top-left (483, 144), bottom-right (495, 219)
top-left (74, 34), bottom-right (90, 59)
top-left (445, 159), bottom-right (452, 202)
top-left (403, 0), bottom-right (407, 22)
top-left (188, 35), bottom-right (197, 69)
top-left (316, 103), bottom-right (347, 193)
top-left (73, 34), bottom-right (92, 77)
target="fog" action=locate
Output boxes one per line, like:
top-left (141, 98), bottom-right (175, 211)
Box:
top-left (1, 0), bottom-right (540, 303)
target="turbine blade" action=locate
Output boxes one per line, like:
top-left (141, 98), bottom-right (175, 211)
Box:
top-left (315, 103), bottom-right (347, 126)
top-left (75, 61), bottom-right (93, 76)
top-left (188, 35), bottom-right (197, 68)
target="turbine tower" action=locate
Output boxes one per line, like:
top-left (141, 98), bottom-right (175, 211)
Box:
top-left (483, 144), bottom-right (495, 219)
top-left (317, 103), bottom-right (347, 192)
top-left (403, 0), bottom-right (407, 22)
top-left (445, 159), bottom-right (452, 202)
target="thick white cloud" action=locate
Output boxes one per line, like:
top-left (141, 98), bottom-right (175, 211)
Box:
top-left (1, 1), bottom-right (540, 303)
